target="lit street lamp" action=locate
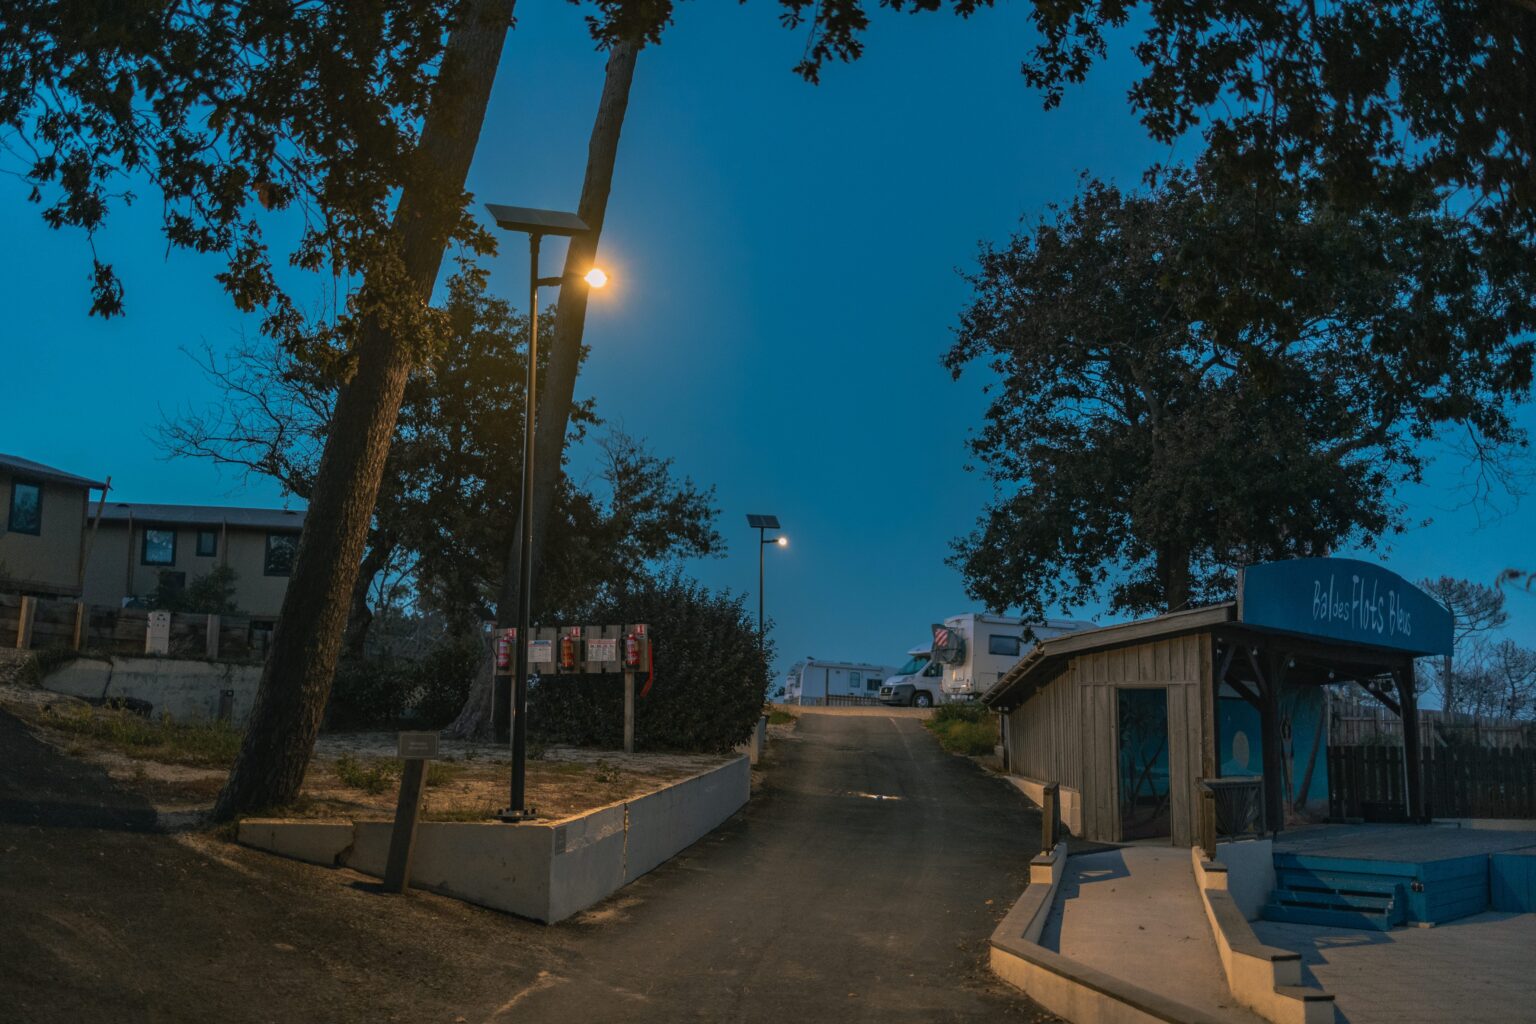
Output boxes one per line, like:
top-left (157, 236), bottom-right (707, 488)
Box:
top-left (485, 203), bottom-right (608, 821)
top-left (746, 513), bottom-right (786, 638)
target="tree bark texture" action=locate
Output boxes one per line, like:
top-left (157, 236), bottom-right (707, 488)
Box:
top-left (340, 533), bottom-right (392, 660)
top-left (449, 38), bottom-right (642, 741)
top-left (214, 0), bottom-right (518, 819)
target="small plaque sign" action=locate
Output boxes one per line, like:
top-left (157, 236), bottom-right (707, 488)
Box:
top-left (528, 638), bottom-right (554, 664)
top-left (397, 731), bottom-right (440, 760)
top-left (586, 637), bottom-right (617, 663)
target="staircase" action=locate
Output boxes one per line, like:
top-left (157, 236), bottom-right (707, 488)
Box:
top-left (1262, 857), bottom-right (1406, 930)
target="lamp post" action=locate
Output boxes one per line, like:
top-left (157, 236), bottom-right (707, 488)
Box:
top-left (746, 514), bottom-right (786, 638)
top-left (485, 203), bottom-right (607, 821)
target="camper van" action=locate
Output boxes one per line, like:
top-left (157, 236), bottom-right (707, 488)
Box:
top-left (786, 658), bottom-right (897, 706)
top-left (877, 644), bottom-right (946, 707)
top-left (932, 614), bottom-right (1092, 701)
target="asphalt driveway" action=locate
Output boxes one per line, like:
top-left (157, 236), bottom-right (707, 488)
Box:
top-left (516, 710), bottom-right (1057, 1023)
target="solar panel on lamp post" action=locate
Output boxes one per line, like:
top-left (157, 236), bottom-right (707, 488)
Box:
top-left (746, 514), bottom-right (786, 640)
top-left (485, 203), bottom-right (608, 822)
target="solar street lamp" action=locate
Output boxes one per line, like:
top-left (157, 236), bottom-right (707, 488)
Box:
top-left (485, 203), bottom-right (608, 821)
top-left (747, 514), bottom-right (786, 639)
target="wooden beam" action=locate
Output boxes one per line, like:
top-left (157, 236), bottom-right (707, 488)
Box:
top-left (1354, 678), bottom-right (1401, 718)
top-left (1398, 663), bottom-right (1425, 822)
top-left (1259, 649), bottom-right (1286, 835)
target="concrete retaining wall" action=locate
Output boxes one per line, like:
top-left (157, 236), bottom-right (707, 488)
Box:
top-left (240, 755), bottom-right (750, 923)
top-left (1192, 848), bottom-right (1334, 1024)
top-left (1007, 774), bottom-right (1083, 837)
top-left (1215, 838), bottom-right (1277, 920)
top-left (41, 656), bottom-right (261, 724)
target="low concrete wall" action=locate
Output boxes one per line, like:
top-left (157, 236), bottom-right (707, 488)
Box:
top-left (1432, 817), bottom-right (1536, 832)
top-left (1007, 775), bottom-right (1083, 837)
top-left (1215, 838), bottom-right (1276, 920)
top-left (735, 715), bottom-right (767, 765)
top-left (241, 755), bottom-right (750, 923)
top-left (42, 656), bottom-right (261, 724)
top-left (1192, 848), bottom-right (1334, 1024)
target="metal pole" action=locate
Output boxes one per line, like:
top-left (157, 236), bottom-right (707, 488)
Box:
top-left (758, 526), bottom-right (765, 637)
top-left (507, 232), bottom-right (541, 818)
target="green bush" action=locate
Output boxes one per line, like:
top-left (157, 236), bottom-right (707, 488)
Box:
top-left (931, 701), bottom-right (989, 725)
top-left (926, 702), bottom-right (998, 756)
top-left (333, 752), bottom-right (398, 794)
top-left (405, 636), bottom-right (481, 728)
top-left (526, 573), bottom-right (771, 753)
top-left (325, 635), bottom-right (481, 730)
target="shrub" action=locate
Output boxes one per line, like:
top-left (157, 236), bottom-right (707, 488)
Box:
top-left (932, 701), bottom-right (989, 725)
top-left (326, 659), bottom-right (412, 729)
top-left (41, 704), bottom-right (242, 768)
top-left (148, 565), bottom-right (241, 614)
top-left (333, 752), bottom-right (398, 794)
top-left (325, 636), bottom-right (482, 731)
top-left (527, 573), bottom-right (771, 753)
top-left (926, 702), bottom-right (998, 756)
top-left (404, 636), bottom-right (481, 728)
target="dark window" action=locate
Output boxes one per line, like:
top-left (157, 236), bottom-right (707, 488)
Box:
top-left (142, 528), bottom-right (176, 566)
top-left (7, 480), bottom-right (41, 535)
top-left (866, 677), bottom-right (881, 691)
top-left (988, 634), bottom-right (1022, 657)
top-left (264, 532), bottom-right (299, 576)
top-left (923, 662), bottom-right (942, 677)
top-left (156, 570), bottom-right (187, 598)
top-left (196, 529), bottom-right (218, 557)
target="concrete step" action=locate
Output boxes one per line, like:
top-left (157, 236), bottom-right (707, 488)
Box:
top-left (1268, 887), bottom-right (1396, 913)
top-left (1274, 867), bottom-right (1401, 898)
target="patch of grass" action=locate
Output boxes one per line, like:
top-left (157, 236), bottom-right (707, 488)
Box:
top-left (41, 704), bottom-right (242, 768)
top-left (592, 760), bottom-right (622, 784)
top-left (426, 762), bottom-right (465, 787)
top-left (423, 803), bottom-right (499, 822)
top-left (766, 708), bottom-right (795, 726)
top-left (925, 704), bottom-right (998, 756)
top-left (333, 753), bottom-right (399, 795)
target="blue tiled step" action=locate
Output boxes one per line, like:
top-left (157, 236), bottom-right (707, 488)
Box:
top-left (1268, 887), bottom-right (1397, 913)
top-left (1261, 901), bottom-right (1400, 931)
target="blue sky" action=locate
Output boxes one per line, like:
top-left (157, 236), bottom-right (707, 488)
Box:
top-left (2, 3), bottom-right (1532, 685)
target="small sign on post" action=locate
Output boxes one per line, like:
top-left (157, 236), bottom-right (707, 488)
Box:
top-left (383, 731), bottom-right (440, 894)
top-left (145, 610), bottom-right (171, 655)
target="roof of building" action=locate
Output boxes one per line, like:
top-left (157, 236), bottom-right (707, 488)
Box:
top-left (97, 502), bottom-right (306, 530)
top-left (0, 452), bottom-right (108, 490)
top-left (982, 603), bottom-right (1238, 711)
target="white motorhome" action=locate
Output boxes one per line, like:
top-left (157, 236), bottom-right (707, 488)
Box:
top-left (932, 614), bottom-right (1092, 700)
top-left (877, 643), bottom-right (946, 707)
top-left (785, 658), bottom-right (898, 706)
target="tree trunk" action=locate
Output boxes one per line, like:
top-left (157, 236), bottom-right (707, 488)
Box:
top-left (213, 0), bottom-right (518, 820)
top-left (341, 534), bottom-right (392, 661)
top-left (1158, 542), bottom-right (1192, 613)
top-left (449, 38), bottom-right (643, 741)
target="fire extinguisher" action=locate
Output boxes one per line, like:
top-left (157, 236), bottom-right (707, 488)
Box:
top-left (623, 632), bottom-right (641, 669)
top-left (559, 631), bottom-right (579, 672)
top-left (496, 628), bottom-right (515, 671)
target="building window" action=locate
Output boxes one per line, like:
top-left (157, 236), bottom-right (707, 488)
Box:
top-left (196, 529), bottom-right (218, 557)
top-left (142, 528), bottom-right (176, 566)
top-left (7, 480), bottom-right (41, 535)
top-left (988, 634), bottom-right (1022, 657)
top-left (264, 532), bottom-right (299, 576)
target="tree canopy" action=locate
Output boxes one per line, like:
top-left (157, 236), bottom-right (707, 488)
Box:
top-left (946, 168), bottom-right (1534, 617)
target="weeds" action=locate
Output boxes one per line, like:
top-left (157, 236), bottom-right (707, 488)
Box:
top-left (766, 708), bottom-right (795, 726)
top-left (926, 703), bottom-right (998, 756)
top-left (333, 753), bottom-right (398, 795)
top-left (423, 803), bottom-right (499, 822)
top-left (41, 704), bottom-right (242, 768)
top-left (592, 760), bottom-right (622, 784)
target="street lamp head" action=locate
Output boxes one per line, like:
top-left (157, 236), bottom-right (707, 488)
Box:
top-left (776, 536), bottom-right (788, 547)
top-left (584, 267), bottom-right (609, 288)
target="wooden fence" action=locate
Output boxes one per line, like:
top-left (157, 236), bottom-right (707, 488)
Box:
top-left (1329, 690), bottom-right (1533, 750)
top-left (1329, 744), bottom-right (1536, 821)
top-left (0, 592), bottom-right (264, 662)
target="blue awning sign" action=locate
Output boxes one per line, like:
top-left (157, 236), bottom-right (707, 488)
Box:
top-left (1237, 558), bottom-right (1453, 657)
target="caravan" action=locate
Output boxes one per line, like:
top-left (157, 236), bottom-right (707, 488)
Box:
top-left (785, 658), bottom-right (897, 706)
top-left (931, 614), bottom-right (1091, 701)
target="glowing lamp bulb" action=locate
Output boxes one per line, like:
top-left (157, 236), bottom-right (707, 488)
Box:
top-left (776, 536), bottom-right (788, 547)
top-left (583, 267), bottom-right (609, 288)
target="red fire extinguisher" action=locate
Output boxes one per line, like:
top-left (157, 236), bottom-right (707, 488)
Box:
top-left (559, 631), bottom-right (579, 672)
top-left (623, 632), bottom-right (640, 669)
top-left (496, 628), bottom-right (515, 671)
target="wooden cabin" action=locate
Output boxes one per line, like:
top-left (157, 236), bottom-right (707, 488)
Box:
top-left (983, 559), bottom-right (1453, 847)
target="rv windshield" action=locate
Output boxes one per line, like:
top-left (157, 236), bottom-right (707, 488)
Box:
top-left (895, 654), bottom-right (930, 676)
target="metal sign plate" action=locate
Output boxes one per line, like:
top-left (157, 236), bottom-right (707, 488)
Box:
top-left (528, 638), bottom-right (554, 664)
top-left (397, 731), bottom-right (440, 760)
top-left (587, 637), bottom-right (617, 663)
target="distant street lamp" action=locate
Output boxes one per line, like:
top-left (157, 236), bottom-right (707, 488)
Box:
top-left (746, 514), bottom-right (786, 638)
top-left (485, 203), bottom-right (608, 822)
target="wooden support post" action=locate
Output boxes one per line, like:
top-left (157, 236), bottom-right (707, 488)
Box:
top-left (1041, 781), bottom-right (1060, 854)
top-left (623, 671), bottom-right (635, 755)
top-left (72, 601), bottom-right (87, 651)
top-left (15, 596), bottom-right (35, 650)
top-left (383, 758), bottom-right (430, 894)
top-left (1398, 664), bottom-right (1424, 822)
top-left (205, 613), bottom-right (221, 660)
top-left (1258, 650), bottom-right (1285, 836)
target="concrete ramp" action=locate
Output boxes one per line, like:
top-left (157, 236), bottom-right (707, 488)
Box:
top-left (1041, 846), bottom-right (1266, 1023)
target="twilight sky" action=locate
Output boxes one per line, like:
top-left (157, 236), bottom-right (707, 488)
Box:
top-left (2, 2), bottom-right (1531, 686)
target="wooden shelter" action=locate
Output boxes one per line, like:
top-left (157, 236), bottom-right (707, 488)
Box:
top-left (982, 559), bottom-right (1453, 847)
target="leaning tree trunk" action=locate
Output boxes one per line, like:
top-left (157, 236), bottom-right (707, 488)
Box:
top-left (448, 37), bottom-right (643, 741)
top-left (213, 0), bottom-right (518, 820)
top-left (1158, 541), bottom-right (1192, 614)
top-left (340, 532), bottom-right (393, 661)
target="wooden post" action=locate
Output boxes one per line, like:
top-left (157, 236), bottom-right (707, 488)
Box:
top-left (384, 730), bottom-right (439, 894)
top-left (624, 671), bottom-right (635, 755)
top-left (1258, 649), bottom-right (1286, 836)
top-left (72, 601), bottom-right (87, 651)
top-left (205, 613), bottom-right (221, 659)
top-left (1399, 663), bottom-right (1424, 822)
top-left (1198, 781), bottom-right (1218, 861)
top-left (16, 596), bottom-right (35, 650)
top-left (1041, 781), bottom-right (1060, 853)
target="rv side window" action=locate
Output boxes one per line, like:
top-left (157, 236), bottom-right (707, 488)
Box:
top-left (849, 671), bottom-right (861, 691)
top-left (988, 634), bottom-right (1021, 657)
top-left (866, 677), bottom-right (881, 692)
top-left (923, 662), bottom-right (941, 677)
